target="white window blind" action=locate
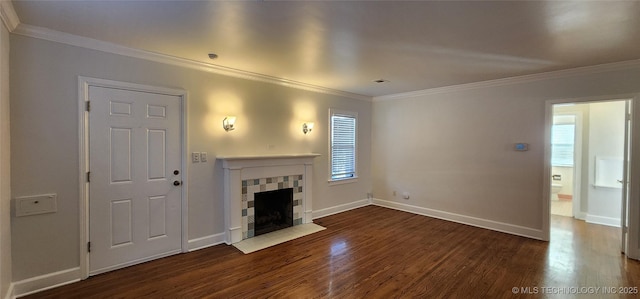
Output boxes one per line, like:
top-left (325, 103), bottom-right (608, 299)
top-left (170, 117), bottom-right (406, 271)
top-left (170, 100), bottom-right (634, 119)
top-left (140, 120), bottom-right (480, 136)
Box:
top-left (330, 112), bottom-right (357, 181)
top-left (551, 123), bottom-right (575, 166)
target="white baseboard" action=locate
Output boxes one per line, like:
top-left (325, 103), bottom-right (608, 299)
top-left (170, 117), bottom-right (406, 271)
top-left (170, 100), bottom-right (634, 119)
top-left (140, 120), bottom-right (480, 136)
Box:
top-left (586, 214), bottom-right (621, 227)
top-left (10, 233), bottom-right (225, 298)
top-left (188, 232), bottom-right (226, 251)
top-left (13, 267), bottom-right (80, 298)
top-left (574, 211), bottom-right (587, 220)
top-left (372, 198), bottom-right (544, 240)
top-left (8, 198), bottom-right (547, 297)
top-left (312, 198), bottom-right (370, 219)
top-left (3, 283), bottom-right (13, 299)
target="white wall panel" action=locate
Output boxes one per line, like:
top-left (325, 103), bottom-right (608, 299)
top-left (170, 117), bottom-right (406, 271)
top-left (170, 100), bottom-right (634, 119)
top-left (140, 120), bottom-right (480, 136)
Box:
top-left (148, 196), bottom-right (167, 239)
top-left (147, 129), bottom-right (166, 180)
top-left (110, 199), bottom-right (132, 246)
top-left (110, 128), bottom-right (132, 183)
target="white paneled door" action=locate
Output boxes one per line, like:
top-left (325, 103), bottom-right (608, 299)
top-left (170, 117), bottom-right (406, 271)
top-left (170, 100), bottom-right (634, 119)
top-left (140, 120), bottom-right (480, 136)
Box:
top-left (89, 86), bottom-right (182, 275)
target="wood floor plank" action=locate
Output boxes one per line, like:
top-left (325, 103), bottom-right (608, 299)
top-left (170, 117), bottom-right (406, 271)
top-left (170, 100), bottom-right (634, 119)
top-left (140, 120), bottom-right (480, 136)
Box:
top-left (23, 206), bottom-right (640, 298)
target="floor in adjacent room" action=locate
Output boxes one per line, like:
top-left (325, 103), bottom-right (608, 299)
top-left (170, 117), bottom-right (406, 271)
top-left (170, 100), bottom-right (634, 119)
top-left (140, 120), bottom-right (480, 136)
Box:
top-left (551, 199), bottom-right (573, 217)
top-left (24, 205), bottom-right (640, 298)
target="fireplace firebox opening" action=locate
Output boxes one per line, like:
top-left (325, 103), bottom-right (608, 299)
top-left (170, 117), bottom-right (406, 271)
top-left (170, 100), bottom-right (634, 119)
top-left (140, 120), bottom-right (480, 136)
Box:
top-left (254, 188), bottom-right (294, 236)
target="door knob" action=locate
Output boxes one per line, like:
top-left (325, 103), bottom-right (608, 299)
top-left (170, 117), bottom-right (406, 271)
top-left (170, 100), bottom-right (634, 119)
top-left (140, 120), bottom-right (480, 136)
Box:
top-left (173, 170), bottom-right (180, 175)
top-left (173, 180), bottom-right (181, 186)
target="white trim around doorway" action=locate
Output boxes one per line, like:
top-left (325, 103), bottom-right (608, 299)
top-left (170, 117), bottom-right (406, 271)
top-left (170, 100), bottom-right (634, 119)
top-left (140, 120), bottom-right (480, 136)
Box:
top-left (77, 77), bottom-right (189, 279)
top-left (543, 93), bottom-right (640, 260)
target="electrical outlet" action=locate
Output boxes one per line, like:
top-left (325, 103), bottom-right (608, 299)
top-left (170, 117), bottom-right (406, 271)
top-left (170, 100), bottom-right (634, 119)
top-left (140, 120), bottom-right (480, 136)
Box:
top-left (402, 192), bottom-right (410, 200)
top-left (200, 152), bottom-right (208, 162)
top-left (192, 152), bottom-right (200, 163)
top-left (392, 190), bottom-right (397, 196)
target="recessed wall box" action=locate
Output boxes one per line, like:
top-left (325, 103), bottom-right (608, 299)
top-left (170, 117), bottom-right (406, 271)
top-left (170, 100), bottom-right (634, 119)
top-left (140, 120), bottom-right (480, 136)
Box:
top-left (15, 194), bottom-right (57, 217)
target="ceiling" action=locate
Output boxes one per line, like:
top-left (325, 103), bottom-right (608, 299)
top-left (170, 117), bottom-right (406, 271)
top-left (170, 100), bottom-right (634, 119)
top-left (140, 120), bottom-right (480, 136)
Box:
top-left (10, 0), bottom-right (640, 97)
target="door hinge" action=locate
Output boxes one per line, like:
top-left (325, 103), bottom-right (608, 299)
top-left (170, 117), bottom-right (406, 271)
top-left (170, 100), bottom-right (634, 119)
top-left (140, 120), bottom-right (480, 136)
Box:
top-left (87, 242), bottom-right (91, 253)
top-left (86, 101), bottom-right (91, 112)
top-left (626, 113), bottom-right (631, 121)
top-left (624, 226), bottom-right (629, 233)
top-left (87, 172), bottom-right (91, 183)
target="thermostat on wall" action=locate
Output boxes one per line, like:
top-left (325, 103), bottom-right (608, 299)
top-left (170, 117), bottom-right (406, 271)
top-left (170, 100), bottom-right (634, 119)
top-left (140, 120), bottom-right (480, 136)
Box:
top-left (514, 143), bottom-right (529, 151)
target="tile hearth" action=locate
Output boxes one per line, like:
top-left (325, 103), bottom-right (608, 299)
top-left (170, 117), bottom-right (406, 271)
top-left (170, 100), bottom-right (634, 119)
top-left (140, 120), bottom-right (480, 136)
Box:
top-left (233, 223), bottom-right (326, 254)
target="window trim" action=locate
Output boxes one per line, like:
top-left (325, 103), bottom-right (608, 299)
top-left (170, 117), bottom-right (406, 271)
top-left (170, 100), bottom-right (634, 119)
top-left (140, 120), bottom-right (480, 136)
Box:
top-left (328, 108), bottom-right (358, 184)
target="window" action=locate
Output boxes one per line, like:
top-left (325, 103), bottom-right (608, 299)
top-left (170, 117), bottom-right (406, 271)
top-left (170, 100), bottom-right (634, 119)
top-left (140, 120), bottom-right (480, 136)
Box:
top-left (551, 115), bottom-right (576, 167)
top-left (330, 109), bottom-right (357, 181)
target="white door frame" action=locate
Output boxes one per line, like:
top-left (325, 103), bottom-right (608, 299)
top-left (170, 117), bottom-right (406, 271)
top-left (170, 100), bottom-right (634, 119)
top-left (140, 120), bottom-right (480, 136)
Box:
top-left (78, 77), bottom-right (189, 279)
top-left (543, 93), bottom-right (640, 260)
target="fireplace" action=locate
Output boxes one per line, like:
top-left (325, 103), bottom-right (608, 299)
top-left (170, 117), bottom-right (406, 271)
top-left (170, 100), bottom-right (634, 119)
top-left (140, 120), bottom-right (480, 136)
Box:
top-left (254, 188), bottom-right (294, 236)
top-left (242, 175), bottom-right (303, 239)
top-left (218, 154), bottom-right (320, 244)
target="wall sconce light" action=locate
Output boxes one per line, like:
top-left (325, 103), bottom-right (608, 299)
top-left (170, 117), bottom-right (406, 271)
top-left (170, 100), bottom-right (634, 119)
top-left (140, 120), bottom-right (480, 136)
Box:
top-left (302, 122), bottom-right (314, 134)
top-left (223, 116), bottom-right (236, 132)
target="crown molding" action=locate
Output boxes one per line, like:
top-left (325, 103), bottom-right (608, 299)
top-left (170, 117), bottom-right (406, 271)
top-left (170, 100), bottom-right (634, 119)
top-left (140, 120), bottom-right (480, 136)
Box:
top-left (374, 59), bottom-right (640, 102)
top-left (14, 14), bottom-right (640, 104)
top-left (11, 23), bottom-right (371, 102)
top-left (0, 0), bottom-right (19, 31)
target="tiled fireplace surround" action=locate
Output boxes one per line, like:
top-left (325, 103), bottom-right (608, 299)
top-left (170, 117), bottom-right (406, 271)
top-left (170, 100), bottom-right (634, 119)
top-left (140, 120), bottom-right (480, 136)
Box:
top-left (218, 154), bottom-right (319, 244)
top-left (242, 175), bottom-right (303, 239)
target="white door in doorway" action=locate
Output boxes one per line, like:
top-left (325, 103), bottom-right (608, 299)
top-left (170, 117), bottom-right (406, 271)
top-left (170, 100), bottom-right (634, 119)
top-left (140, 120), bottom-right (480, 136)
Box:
top-left (89, 86), bottom-right (183, 275)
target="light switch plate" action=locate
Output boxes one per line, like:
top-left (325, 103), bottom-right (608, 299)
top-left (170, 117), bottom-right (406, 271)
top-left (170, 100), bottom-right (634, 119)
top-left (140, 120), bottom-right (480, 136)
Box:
top-left (15, 194), bottom-right (57, 217)
top-left (200, 152), bottom-right (208, 162)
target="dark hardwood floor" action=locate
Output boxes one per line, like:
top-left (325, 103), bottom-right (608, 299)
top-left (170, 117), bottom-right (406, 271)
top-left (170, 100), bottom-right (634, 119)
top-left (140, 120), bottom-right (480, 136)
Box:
top-left (25, 206), bottom-right (640, 298)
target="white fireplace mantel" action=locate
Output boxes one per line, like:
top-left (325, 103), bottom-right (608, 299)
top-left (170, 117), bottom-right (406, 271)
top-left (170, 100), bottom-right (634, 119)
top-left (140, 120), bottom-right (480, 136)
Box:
top-left (218, 153), bottom-right (320, 244)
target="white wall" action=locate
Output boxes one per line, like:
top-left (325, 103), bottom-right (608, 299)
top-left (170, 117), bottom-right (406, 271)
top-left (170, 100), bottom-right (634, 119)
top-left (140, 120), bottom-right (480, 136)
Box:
top-left (0, 20), bottom-right (12, 299)
top-left (586, 101), bottom-right (625, 226)
top-left (9, 35), bottom-right (372, 281)
top-left (551, 166), bottom-right (573, 196)
top-left (372, 64), bottom-right (640, 237)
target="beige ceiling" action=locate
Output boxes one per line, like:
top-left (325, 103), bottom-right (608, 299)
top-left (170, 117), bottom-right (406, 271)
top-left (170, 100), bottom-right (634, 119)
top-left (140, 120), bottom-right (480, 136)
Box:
top-left (11, 0), bottom-right (640, 97)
